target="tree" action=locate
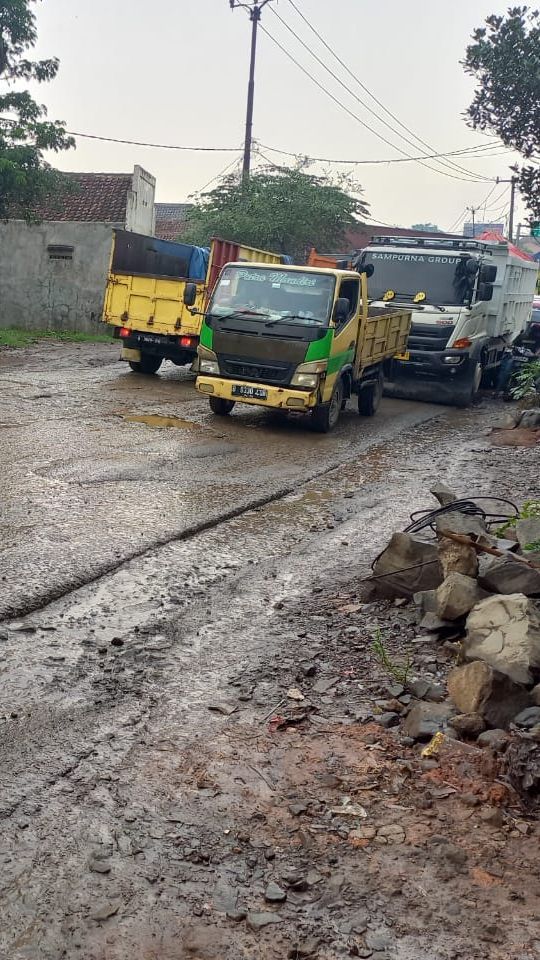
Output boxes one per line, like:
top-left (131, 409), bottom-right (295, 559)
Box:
top-left (463, 6), bottom-right (540, 218)
top-left (184, 164), bottom-right (369, 261)
top-left (0, 0), bottom-right (74, 219)
top-left (411, 223), bottom-right (441, 233)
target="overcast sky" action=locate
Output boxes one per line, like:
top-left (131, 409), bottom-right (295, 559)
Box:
top-left (31, 0), bottom-right (525, 233)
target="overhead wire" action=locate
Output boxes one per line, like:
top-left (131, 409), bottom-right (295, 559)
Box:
top-left (279, 0), bottom-right (495, 182)
top-left (258, 140), bottom-right (508, 167)
top-left (259, 25), bottom-right (492, 184)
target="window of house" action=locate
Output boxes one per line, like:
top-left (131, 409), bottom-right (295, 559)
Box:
top-left (48, 244), bottom-right (74, 261)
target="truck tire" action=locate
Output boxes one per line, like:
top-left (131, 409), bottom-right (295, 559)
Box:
top-left (209, 397), bottom-right (235, 416)
top-left (453, 361), bottom-right (482, 407)
top-left (358, 371), bottom-right (383, 416)
top-left (312, 378), bottom-right (343, 433)
top-left (129, 354), bottom-right (162, 375)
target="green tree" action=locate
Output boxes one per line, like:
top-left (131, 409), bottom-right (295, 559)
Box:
top-left (0, 0), bottom-right (74, 219)
top-left (463, 6), bottom-right (540, 218)
top-left (184, 165), bottom-right (368, 261)
top-left (411, 223), bottom-right (441, 233)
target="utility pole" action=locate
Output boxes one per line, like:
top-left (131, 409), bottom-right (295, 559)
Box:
top-left (496, 175), bottom-right (518, 242)
top-left (229, 0), bottom-right (275, 182)
top-left (467, 206), bottom-right (478, 238)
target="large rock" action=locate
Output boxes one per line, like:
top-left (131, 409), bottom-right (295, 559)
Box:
top-left (371, 533), bottom-right (442, 598)
top-left (402, 701), bottom-right (455, 741)
top-left (447, 661), bottom-right (531, 728)
top-left (516, 408), bottom-right (540, 429)
top-left (516, 518), bottom-right (540, 558)
top-left (479, 555), bottom-right (540, 596)
top-left (465, 594), bottom-right (540, 685)
top-left (436, 572), bottom-right (488, 621)
top-left (438, 537), bottom-right (478, 579)
top-left (435, 511), bottom-right (487, 539)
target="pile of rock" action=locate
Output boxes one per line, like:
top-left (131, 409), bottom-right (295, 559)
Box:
top-left (372, 485), bottom-right (540, 771)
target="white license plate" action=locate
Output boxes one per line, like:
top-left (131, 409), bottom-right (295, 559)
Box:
top-left (232, 385), bottom-right (268, 399)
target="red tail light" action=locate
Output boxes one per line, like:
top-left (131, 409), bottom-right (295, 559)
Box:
top-left (179, 336), bottom-right (194, 347)
top-left (119, 326), bottom-right (130, 338)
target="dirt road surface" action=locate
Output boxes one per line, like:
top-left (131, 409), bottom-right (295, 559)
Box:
top-left (0, 342), bottom-right (538, 960)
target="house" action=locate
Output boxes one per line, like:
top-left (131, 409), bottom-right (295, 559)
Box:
top-left (154, 202), bottom-right (193, 241)
top-left (0, 165), bottom-right (155, 333)
top-left (344, 224), bottom-right (461, 252)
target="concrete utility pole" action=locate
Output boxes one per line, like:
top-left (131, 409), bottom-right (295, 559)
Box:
top-left (467, 206), bottom-right (479, 237)
top-left (496, 175), bottom-right (519, 242)
top-left (229, 0), bottom-right (275, 182)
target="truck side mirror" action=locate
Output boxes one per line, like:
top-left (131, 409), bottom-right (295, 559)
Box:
top-left (333, 297), bottom-right (350, 323)
top-left (479, 264), bottom-right (497, 283)
top-left (183, 282), bottom-right (197, 307)
top-left (477, 282), bottom-right (494, 302)
top-left (362, 264), bottom-right (375, 278)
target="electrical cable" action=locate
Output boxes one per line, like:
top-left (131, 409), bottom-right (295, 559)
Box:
top-left (194, 153), bottom-right (242, 193)
top-left (259, 26), bottom-right (492, 184)
top-left (259, 140), bottom-right (509, 167)
top-left (271, 4), bottom-right (493, 182)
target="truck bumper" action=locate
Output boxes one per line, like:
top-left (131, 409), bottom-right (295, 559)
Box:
top-left (196, 376), bottom-right (318, 411)
top-left (389, 348), bottom-right (474, 381)
top-left (117, 330), bottom-right (198, 363)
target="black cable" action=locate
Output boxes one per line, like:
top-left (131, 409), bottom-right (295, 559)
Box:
top-left (259, 26), bottom-right (492, 184)
top-left (281, 0), bottom-right (495, 182)
top-left (259, 141), bottom-right (509, 167)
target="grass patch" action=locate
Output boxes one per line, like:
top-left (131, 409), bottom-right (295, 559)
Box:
top-left (372, 628), bottom-right (412, 686)
top-left (0, 327), bottom-right (114, 348)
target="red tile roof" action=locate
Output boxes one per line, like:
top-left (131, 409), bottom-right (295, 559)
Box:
top-left (23, 172), bottom-right (133, 222)
top-left (154, 203), bottom-right (193, 241)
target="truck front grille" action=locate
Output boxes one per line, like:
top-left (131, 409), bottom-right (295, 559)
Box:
top-left (219, 356), bottom-right (294, 385)
top-left (408, 323), bottom-right (456, 352)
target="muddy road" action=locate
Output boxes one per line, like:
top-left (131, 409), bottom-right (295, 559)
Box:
top-left (0, 342), bottom-right (539, 960)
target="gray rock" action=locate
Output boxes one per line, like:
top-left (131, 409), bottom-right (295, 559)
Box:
top-left (426, 683), bottom-right (446, 702)
top-left (407, 678), bottom-right (431, 699)
top-left (431, 482), bottom-right (458, 506)
top-left (264, 882), bottom-right (287, 903)
top-left (90, 899), bottom-right (123, 921)
top-left (449, 713), bottom-right (486, 738)
top-left (531, 684), bottom-right (540, 706)
top-left (371, 533), bottom-right (442, 599)
top-left (435, 511), bottom-right (487, 539)
top-left (226, 908), bottom-right (247, 921)
top-left (289, 938), bottom-right (321, 958)
top-left (479, 556), bottom-right (540, 597)
top-left (465, 594), bottom-right (540, 685)
top-left (366, 930), bottom-right (393, 951)
top-left (438, 537), bottom-right (479, 579)
top-left (516, 518), bottom-right (540, 558)
top-left (402, 701), bottom-right (455, 741)
top-left (436, 573), bottom-right (488, 621)
top-left (312, 676), bottom-right (339, 694)
top-left (246, 912), bottom-right (283, 931)
top-left (413, 589), bottom-right (438, 615)
top-left (89, 859), bottom-right (111, 874)
top-left (515, 408), bottom-right (540, 429)
top-left (477, 729), bottom-right (509, 751)
top-left (447, 661), bottom-right (531, 728)
top-left (512, 706), bottom-right (540, 729)
top-left (377, 711), bottom-right (400, 728)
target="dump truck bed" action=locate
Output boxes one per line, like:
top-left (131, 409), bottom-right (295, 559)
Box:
top-left (355, 307), bottom-right (411, 377)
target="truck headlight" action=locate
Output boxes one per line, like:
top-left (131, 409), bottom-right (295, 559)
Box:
top-left (199, 359), bottom-right (219, 374)
top-left (198, 345), bottom-right (219, 375)
top-left (291, 360), bottom-right (327, 389)
top-left (442, 356), bottom-right (463, 365)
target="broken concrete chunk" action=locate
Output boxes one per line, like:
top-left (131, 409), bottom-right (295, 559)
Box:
top-left (435, 511), bottom-right (487, 539)
top-left (479, 556), bottom-right (540, 597)
top-left (371, 533), bottom-right (442, 598)
top-left (430, 483), bottom-right (458, 506)
top-left (447, 661), bottom-right (531, 729)
top-left (438, 537), bottom-right (479, 579)
top-left (436, 572), bottom-right (488, 621)
top-left (402, 701), bottom-right (455, 741)
top-left (465, 594), bottom-right (540, 685)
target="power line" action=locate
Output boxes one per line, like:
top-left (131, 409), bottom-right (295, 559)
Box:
top-left (259, 25), bottom-right (492, 183)
top-left (281, 0), bottom-right (495, 182)
top-left (195, 154), bottom-right (242, 193)
top-left (259, 140), bottom-right (509, 166)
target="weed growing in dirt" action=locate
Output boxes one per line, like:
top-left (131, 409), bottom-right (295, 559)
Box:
top-left (496, 499), bottom-right (540, 537)
top-left (372, 628), bottom-right (412, 685)
top-left (0, 328), bottom-right (113, 348)
top-left (510, 358), bottom-right (540, 402)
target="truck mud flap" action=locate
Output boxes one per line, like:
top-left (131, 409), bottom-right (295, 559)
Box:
top-left (383, 378), bottom-right (461, 406)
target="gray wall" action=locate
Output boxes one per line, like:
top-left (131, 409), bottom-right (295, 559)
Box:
top-left (0, 220), bottom-right (121, 333)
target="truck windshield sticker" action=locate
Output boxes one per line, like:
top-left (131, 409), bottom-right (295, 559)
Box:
top-left (209, 266), bottom-right (336, 326)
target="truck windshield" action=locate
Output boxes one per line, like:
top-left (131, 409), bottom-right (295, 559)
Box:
top-left (364, 252), bottom-right (470, 307)
top-left (209, 266), bottom-right (335, 326)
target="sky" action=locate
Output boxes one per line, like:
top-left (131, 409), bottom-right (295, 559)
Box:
top-left (28, 0), bottom-right (527, 233)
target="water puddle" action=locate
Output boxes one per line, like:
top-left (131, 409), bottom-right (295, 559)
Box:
top-left (119, 413), bottom-right (201, 430)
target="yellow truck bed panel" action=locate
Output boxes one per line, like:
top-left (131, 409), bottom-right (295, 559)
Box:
top-left (356, 308), bottom-right (411, 373)
top-left (104, 273), bottom-right (204, 337)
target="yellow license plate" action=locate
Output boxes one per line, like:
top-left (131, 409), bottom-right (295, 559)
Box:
top-left (394, 351), bottom-right (410, 361)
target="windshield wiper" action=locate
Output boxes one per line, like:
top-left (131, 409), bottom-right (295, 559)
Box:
top-left (208, 309), bottom-right (269, 322)
top-left (264, 314), bottom-right (323, 327)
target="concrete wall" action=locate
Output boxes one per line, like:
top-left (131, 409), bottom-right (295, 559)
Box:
top-left (126, 165), bottom-right (156, 236)
top-left (0, 220), bottom-right (121, 333)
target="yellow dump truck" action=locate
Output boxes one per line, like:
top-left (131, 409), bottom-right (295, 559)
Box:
top-left (102, 230), bottom-right (284, 373)
top-left (190, 261), bottom-right (412, 431)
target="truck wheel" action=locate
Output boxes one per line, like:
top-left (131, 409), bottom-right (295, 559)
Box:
top-left (312, 378), bottom-right (343, 433)
top-left (209, 397), bottom-right (235, 416)
top-left (358, 372), bottom-right (383, 416)
top-left (129, 354), bottom-right (162, 375)
top-left (454, 361), bottom-right (482, 407)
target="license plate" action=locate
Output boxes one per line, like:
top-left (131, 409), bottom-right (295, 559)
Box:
top-left (232, 385), bottom-right (268, 400)
top-left (138, 334), bottom-right (162, 345)
top-left (394, 351), bottom-right (410, 361)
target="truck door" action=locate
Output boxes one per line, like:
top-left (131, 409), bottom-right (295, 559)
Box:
top-left (324, 278), bottom-right (360, 402)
